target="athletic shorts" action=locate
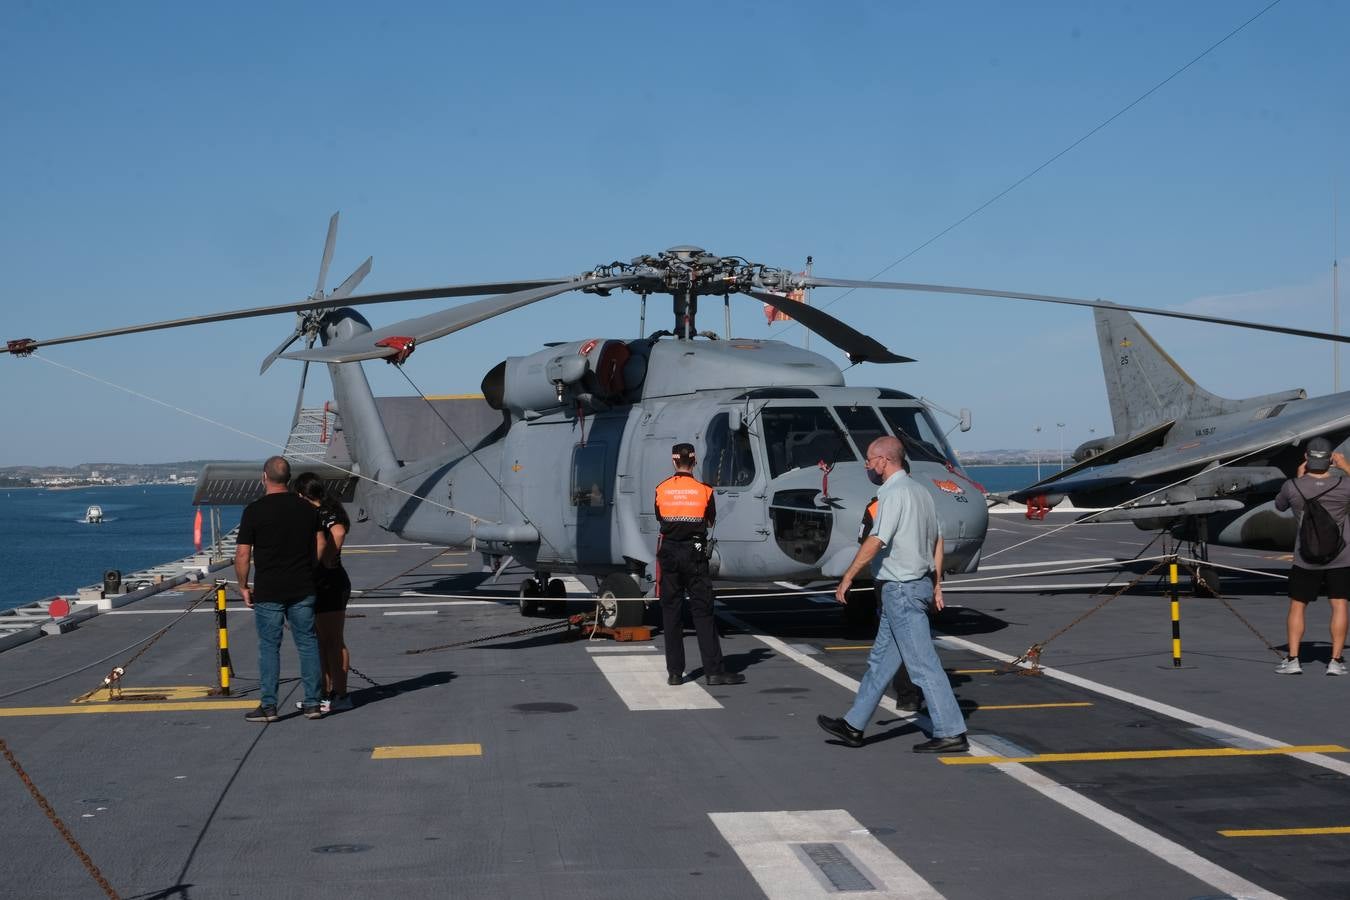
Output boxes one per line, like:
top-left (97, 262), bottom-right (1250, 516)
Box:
top-left (1287, 565), bottom-right (1350, 602)
top-left (314, 565), bottom-right (352, 614)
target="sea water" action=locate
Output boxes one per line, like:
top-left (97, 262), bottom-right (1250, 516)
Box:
top-left (0, 484), bottom-right (240, 612)
top-left (0, 466), bottom-right (1050, 613)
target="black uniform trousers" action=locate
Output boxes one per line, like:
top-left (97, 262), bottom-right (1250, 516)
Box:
top-left (658, 538), bottom-right (724, 678)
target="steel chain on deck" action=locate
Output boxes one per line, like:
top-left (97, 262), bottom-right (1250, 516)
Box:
top-left (1, 738), bottom-right (121, 899)
top-left (405, 612), bottom-right (593, 655)
top-left (1002, 559), bottom-right (1166, 674)
top-left (74, 592), bottom-right (215, 702)
top-left (1211, 593), bottom-right (1284, 658)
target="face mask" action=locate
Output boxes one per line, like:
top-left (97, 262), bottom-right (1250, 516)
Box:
top-left (866, 467), bottom-right (885, 486)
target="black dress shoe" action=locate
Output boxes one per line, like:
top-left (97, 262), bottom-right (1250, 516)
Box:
top-left (705, 672), bottom-right (746, 686)
top-left (912, 733), bottom-right (969, 753)
top-left (667, 674), bottom-right (684, 686)
top-left (816, 715), bottom-right (864, 747)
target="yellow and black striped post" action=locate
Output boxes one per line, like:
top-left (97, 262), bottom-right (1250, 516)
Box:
top-left (1169, 559), bottom-right (1182, 668)
top-left (215, 581), bottom-right (232, 695)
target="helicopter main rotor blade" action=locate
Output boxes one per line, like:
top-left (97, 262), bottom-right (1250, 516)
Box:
top-left (4, 277), bottom-right (572, 354)
top-left (315, 212), bottom-right (339, 297)
top-left (286, 275), bottom-right (640, 364)
top-left (330, 256), bottom-right (373, 301)
top-left (259, 327), bottom-right (304, 375)
top-left (802, 277), bottom-right (1350, 346)
top-left (747, 291), bottom-right (913, 364)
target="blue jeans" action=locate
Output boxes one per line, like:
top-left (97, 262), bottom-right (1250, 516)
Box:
top-left (253, 596), bottom-right (322, 709)
top-left (845, 579), bottom-right (966, 738)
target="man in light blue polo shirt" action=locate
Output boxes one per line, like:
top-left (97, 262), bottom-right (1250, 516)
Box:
top-left (817, 436), bottom-right (968, 753)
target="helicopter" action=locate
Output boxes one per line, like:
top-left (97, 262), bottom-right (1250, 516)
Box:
top-left (8, 215), bottom-right (1350, 622)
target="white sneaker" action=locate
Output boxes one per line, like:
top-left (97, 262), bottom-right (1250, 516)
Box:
top-left (296, 697), bottom-right (334, 712)
top-left (1275, 657), bottom-right (1302, 675)
top-left (1327, 659), bottom-right (1347, 676)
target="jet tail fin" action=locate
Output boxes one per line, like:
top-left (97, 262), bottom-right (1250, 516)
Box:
top-left (1093, 305), bottom-right (1305, 435)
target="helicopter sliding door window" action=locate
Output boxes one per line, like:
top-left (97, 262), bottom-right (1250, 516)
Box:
top-left (833, 406), bottom-right (888, 459)
top-left (877, 407), bottom-right (955, 464)
top-left (703, 414), bottom-right (756, 488)
top-left (760, 407), bottom-right (856, 478)
top-left (571, 443), bottom-right (609, 507)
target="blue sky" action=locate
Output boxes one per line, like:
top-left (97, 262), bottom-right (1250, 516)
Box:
top-left (2, 0), bottom-right (1347, 465)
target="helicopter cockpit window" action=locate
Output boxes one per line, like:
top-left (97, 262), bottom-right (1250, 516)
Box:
top-left (704, 413), bottom-right (756, 488)
top-left (761, 407), bottom-right (855, 478)
top-left (878, 406), bottom-right (953, 464)
top-left (570, 443), bottom-right (608, 507)
top-left (833, 406), bottom-right (888, 458)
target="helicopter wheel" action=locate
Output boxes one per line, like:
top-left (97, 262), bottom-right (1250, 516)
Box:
top-left (544, 578), bottom-right (568, 616)
top-left (1191, 566), bottom-right (1221, 598)
top-left (518, 578), bottom-right (542, 617)
top-left (597, 573), bottom-right (644, 628)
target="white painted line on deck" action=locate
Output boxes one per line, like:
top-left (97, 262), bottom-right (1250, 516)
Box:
top-left (585, 644), bottom-right (658, 653)
top-left (943, 582), bottom-right (1122, 593)
top-left (709, 810), bottom-right (944, 899)
top-left (383, 610), bottom-right (439, 616)
top-left (357, 599), bottom-right (501, 607)
top-left (717, 611), bottom-right (1283, 900)
top-left (974, 557), bottom-right (1118, 571)
top-left (590, 653), bottom-right (722, 710)
top-left (939, 634), bottom-right (1350, 779)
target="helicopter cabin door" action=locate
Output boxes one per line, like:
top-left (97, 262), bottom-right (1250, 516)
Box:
top-left (564, 413), bottom-right (624, 568)
top-left (701, 411), bottom-right (767, 549)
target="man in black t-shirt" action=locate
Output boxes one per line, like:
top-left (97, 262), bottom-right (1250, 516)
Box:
top-left (235, 456), bottom-right (325, 722)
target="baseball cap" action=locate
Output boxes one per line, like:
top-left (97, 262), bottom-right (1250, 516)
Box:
top-left (1306, 437), bottom-right (1333, 473)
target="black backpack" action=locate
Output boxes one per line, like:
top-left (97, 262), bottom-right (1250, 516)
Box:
top-left (1295, 479), bottom-right (1347, 565)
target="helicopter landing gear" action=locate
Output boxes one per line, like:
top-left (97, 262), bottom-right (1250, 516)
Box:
top-left (518, 578), bottom-right (543, 617)
top-left (519, 574), bottom-right (569, 617)
top-left (544, 577), bottom-right (568, 616)
top-left (597, 573), bottom-right (645, 628)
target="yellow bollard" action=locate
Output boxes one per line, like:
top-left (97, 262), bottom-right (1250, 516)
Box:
top-left (1169, 561), bottom-right (1182, 668)
top-left (216, 582), bottom-right (231, 694)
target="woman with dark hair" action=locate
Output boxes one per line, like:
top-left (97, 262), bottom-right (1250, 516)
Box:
top-left (293, 472), bottom-right (353, 713)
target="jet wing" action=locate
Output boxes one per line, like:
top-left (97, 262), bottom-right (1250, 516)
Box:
top-left (1009, 404), bottom-right (1350, 503)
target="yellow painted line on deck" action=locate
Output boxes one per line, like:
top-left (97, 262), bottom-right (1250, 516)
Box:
top-left (952, 668), bottom-right (998, 674)
top-left (970, 701), bottom-right (1093, 711)
top-left (1219, 826), bottom-right (1350, 838)
top-left (1, 701), bottom-right (257, 717)
top-left (941, 744), bottom-right (1349, 766)
top-left (371, 743), bottom-right (482, 759)
top-left (431, 562), bottom-right (469, 568)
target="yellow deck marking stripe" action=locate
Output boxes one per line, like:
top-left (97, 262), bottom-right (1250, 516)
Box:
top-left (970, 701), bottom-right (1093, 711)
top-left (431, 562), bottom-right (469, 568)
top-left (2, 701), bottom-right (257, 717)
top-left (371, 743), bottom-right (482, 759)
top-left (74, 685), bottom-right (215, 703)
top-left (941, 744), bottom-right (1349, 765)
top-left (1219, 826), bottom-right (1350, 838)
top-left (952, 668), bottom-right (998, 674)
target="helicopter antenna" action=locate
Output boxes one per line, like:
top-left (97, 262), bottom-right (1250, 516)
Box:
top-left (1335, 180), bottom-right (1341, 391)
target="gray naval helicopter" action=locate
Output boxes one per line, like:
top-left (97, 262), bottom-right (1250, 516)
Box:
top-left (10, 216), bottom-right (1348, 620)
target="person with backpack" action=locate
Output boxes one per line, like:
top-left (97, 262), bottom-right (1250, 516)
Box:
top-left (1273, 437), bottom-right (1350, 675)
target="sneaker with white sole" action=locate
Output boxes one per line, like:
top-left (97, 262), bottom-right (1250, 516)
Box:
top-left (1275, 657), bottom-right (1302, 675)
top-left (1327, 658), bottom-right (1347, 676)
top-left (296, 697), bottom-right (333, 713)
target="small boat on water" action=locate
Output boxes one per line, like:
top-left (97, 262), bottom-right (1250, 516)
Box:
top-left (84, 505), bottom-right (104, 524)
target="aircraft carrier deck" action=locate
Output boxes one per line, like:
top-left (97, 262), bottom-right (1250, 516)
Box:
top-left (1, 509), bottom-right (1347, 899)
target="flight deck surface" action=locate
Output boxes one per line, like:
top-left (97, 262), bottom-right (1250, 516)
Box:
top-left (1, 512), bottom-right (1346, 899)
